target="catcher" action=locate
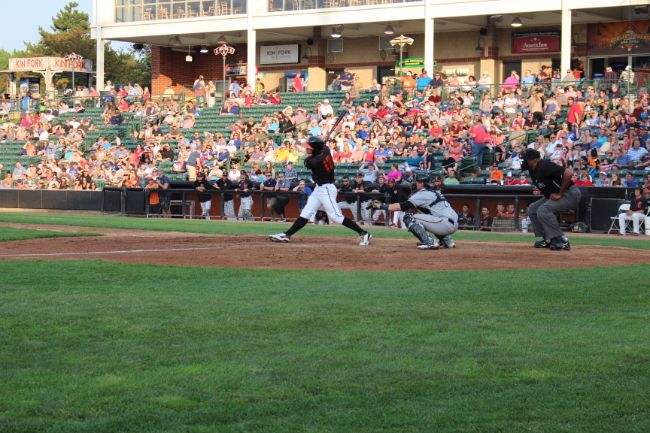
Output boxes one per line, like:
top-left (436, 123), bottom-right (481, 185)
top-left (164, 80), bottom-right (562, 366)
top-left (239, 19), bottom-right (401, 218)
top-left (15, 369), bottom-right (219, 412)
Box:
top-left (370, 173), bottom-right (458, 249)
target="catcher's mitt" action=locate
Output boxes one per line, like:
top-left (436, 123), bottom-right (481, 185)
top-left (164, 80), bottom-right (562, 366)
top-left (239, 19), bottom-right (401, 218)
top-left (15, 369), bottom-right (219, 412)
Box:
top-left (367, 199), bottom-right (387, 210)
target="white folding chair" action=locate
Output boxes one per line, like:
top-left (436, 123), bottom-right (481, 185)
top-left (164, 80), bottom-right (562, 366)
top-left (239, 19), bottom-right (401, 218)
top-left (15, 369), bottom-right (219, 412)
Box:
top-left (607, 202), bottom-right (630, 234)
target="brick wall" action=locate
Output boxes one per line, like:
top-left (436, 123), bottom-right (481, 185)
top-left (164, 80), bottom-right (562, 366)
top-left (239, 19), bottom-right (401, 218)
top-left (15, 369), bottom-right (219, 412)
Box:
top-left (152, 44), bottom-right (248, 95)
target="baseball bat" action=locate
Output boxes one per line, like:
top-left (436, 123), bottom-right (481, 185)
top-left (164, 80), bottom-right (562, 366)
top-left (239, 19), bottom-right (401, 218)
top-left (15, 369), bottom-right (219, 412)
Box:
top-left (325, 109), bottom-right (349, 141)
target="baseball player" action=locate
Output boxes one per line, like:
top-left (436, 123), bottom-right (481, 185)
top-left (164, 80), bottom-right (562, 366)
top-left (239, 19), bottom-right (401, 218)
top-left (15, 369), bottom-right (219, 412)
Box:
top-left (523, 148), bottom-right (581, 250)
top-left (269, 136), bottom-right (372, 245)
top-left (371, 173), bottom-right (457, 249)
top-left (237, 174), bottom-right (254, 220)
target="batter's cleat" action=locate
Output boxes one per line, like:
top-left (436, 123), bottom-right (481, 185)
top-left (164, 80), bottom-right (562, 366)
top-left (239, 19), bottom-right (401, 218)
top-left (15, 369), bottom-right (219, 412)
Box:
top-left (533, 238), bottom-right (551, 248)
top-left (359, 231), bottom-right (372, 246)
top-left (269, 233), bottom-right (291, 243)
top-left (549, 236), bottom-right (571, 251)
top-left (417, 239), bottom-right (440, 250)
top-left (439, 236), bottom-right (456, 249)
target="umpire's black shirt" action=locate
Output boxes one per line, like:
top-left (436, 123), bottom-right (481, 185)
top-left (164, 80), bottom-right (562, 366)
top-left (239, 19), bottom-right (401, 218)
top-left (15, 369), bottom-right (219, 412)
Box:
top-left (305, 146), bottom-right (335, 185)
top-left (529, 159), bottom-right (573, 199)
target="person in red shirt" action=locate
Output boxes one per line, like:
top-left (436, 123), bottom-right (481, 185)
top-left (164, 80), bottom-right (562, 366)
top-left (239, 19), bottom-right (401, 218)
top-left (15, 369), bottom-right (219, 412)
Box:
top-left (292, 73), bottom-right (303, 92)
top-left (363, 145), bottom-right (375, 163)
top-left (572, 172), bottom-right (593, 186)
top-left (512, 172), bottom-right (531, 185)
top-left (503, 172), bottom-right (517, 185)
top-left (469, 121), bottom-right (490, 166)
top-left (567, 97), bottom-right (583, 126)
top-left (269, 91), bottom-right (282, 105)
top-left (428, 120), bottom-right (443, 137)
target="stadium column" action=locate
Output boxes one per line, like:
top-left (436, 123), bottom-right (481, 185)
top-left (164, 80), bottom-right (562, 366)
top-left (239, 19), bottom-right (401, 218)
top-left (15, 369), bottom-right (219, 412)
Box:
top-left (96, 30), bottom-right (105, 91)
top-left (561, 4), bottom-right (571, 78)
top-left (247, 29), bottom-right (256, 88)
top-left (424, 1), bottom-right (434, 75)
top-left (246, 0), bottom-right (256, 87)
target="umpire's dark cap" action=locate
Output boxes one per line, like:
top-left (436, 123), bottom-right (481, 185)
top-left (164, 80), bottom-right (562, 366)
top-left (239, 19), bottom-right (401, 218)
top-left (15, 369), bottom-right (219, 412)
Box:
top-left (524, 149), bottom-right (541, 161)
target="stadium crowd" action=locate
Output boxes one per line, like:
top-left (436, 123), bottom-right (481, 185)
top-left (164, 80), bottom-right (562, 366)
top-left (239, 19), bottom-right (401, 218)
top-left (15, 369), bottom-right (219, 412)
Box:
top-left (0, 65), bottom-right (648, 206)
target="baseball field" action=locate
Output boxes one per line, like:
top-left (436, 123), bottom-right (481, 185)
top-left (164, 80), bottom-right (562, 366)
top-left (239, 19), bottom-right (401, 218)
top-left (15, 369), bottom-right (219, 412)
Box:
top-left (1, 212), bottom-right (649, 433)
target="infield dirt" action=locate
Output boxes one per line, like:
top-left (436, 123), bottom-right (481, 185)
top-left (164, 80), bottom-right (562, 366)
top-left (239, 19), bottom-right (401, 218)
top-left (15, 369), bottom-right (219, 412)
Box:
top-left (0, 224), bottom-right (648, 271)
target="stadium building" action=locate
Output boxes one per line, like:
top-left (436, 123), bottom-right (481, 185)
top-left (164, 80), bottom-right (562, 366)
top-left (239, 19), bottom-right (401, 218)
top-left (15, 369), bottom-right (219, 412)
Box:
top-left (93, 0), bottom-right (649, 94)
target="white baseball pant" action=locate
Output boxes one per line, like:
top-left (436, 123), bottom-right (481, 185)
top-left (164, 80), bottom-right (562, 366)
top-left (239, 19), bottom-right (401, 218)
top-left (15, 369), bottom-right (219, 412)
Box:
top-left (300, 184), bottom-right (345, 224)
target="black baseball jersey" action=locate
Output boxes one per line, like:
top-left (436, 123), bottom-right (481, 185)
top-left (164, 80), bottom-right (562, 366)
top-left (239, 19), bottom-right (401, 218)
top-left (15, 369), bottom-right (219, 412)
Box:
top-left (238, 179), bottom-right (253, 197)
top-left (305, 146), bottom-right (335, 185)
top-left (529, 159), bottom-right (573, 199)
top-left (338, 181), bottom-right (356, 204)
top-left (194, 178), bottom-right (214, 203)
top-left (352, 179), bottom-right (371, 201)
top-left (216, 178), bottom-right (234, 201)
top-left (379, 183), bottom-right (400, 204)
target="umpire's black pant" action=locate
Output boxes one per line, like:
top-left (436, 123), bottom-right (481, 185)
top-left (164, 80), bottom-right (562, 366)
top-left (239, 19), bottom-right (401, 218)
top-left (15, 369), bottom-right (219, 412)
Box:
top-left (528, 185), bottom-right (581, 240)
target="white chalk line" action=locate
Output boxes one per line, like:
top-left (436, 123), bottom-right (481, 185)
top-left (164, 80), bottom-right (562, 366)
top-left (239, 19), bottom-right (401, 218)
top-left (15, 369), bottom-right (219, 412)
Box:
top-left (0, 246), bottom-right (218, 258)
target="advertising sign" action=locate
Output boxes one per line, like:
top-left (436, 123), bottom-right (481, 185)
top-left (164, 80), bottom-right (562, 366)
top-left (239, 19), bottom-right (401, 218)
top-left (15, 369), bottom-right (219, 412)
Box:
top-left (587, 20), bottom-right (650, 56)
top-left (8, 57), bottom-right (93, 73)
top-left (260, 44), bottom-right (299, 65)
top-left (511, 31), bottom-right (561, 54)
top-left (396, 57), bottom-right (425, 68)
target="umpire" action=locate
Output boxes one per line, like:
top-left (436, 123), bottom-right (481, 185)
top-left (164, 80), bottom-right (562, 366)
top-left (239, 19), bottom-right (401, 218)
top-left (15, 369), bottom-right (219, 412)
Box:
top-left (524, 148), bottom-right (581, 251)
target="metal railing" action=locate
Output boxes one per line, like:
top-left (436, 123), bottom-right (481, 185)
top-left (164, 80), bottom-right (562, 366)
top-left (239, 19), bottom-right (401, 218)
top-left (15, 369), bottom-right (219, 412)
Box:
top-left (115, 0), bottom-right (246, 23)
top-left (268, 0), bottom-right (421, 12)
top-left (381, 78), bottom-right (643, 104)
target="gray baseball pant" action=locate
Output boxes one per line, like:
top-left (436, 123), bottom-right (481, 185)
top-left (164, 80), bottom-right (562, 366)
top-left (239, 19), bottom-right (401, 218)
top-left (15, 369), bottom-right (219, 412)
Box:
top-left (528, 185), bottom-right (581, 240)
top-left (413, 214), bottom-right (458, 236)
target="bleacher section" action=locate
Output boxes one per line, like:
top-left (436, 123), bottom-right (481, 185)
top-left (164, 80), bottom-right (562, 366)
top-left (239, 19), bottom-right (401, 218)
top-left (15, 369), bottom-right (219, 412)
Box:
top-left (3, 90), bottom-right (648, 187)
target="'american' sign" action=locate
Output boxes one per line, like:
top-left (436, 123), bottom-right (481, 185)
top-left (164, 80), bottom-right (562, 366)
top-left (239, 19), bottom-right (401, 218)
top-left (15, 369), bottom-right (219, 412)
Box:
top-left (511, 31), bottom-right (560, 54)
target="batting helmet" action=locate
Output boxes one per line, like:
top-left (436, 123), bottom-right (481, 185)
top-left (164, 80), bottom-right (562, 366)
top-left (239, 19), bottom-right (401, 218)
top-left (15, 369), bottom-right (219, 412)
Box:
top-left (304, 136), bottom-right (325, 154)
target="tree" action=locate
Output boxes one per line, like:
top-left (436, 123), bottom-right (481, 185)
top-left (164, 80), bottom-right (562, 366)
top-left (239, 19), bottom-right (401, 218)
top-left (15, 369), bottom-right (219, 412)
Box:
top-left (25, 1), bottom-right (150, 88)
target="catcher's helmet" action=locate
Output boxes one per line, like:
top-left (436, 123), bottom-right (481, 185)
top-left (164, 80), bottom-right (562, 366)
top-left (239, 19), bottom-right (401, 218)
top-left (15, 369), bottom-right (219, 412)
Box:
top-left (304, 136), bottom-right (325, 154)
top-left (415, 173), bottom-right (431, 184)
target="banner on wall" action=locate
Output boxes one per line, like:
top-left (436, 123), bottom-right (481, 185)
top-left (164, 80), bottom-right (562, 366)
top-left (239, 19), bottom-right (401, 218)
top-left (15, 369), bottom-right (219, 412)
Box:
top-left (19, 78), bottom-right (40, 95)
top-left (260, 44), bottom-right (300, 65)
top-left (587, 20), bottom-right (650, 56)
top-left (511, 31), bottom-right (560, 54)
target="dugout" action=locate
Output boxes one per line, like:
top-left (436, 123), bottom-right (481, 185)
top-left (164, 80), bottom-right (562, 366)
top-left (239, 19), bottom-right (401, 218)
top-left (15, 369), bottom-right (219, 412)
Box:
top-left (0, 185), bottom-right (629, 233)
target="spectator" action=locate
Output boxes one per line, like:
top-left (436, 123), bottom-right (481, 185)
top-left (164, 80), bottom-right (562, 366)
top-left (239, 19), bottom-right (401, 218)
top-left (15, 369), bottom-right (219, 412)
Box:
top-left (194, 75), bottom-right (206, 107)
top-left (623, 172), bottom-right (639, 188)
top-left (444, 169), bottom-right (459, 185)
top-left (293, 179), bottom-right (312, 214)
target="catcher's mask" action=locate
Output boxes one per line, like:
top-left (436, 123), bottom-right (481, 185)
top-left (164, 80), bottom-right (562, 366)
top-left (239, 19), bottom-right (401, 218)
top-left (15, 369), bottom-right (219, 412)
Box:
top-left (412, 172), bottom-right (431, 191)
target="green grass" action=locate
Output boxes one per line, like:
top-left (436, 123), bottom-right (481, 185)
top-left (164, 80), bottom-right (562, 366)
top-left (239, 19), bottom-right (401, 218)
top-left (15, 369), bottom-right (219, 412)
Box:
top-left (0, 212), bottom-right (649, 250)
top-left (0, 226), bottom-right (99, 242)
top-left (1, 260), bottom-right (649, 433)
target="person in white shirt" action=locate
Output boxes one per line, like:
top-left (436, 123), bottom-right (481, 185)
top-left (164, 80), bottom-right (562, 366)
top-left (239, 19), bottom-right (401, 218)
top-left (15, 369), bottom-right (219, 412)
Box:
top-left (319, 99), bottom-right (334, 119)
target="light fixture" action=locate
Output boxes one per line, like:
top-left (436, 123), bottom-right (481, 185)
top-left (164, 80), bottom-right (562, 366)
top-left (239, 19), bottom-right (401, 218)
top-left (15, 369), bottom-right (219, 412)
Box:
top-left (331, 26), bottom-right (342, 38)
top-left (383, 25), bottom-right (394, 35)
top-left (475, 36), bottom-right (485, 52)
top-left (185, 46), bottom-right (193, 62)
top-left (217, 35), bottom-right (227, 45)
top-left (510, 16), bottom-right (523, 27)
top-left (200, 45), bottom-right (209, 53)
